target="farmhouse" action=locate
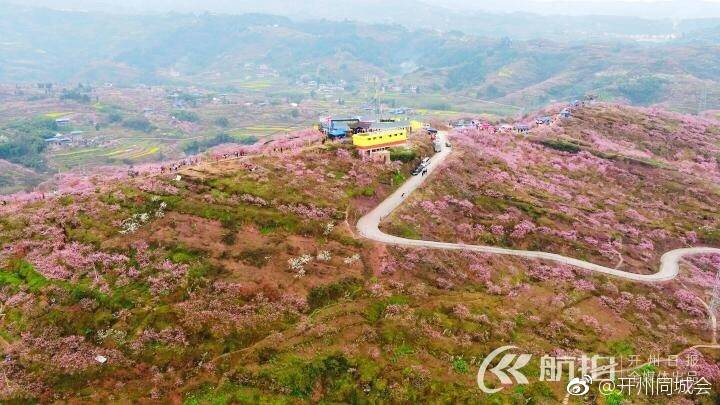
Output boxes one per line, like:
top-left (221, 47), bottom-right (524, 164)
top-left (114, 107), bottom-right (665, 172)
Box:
top-left (451, 119), bottom-right (476, 129)
top-left (45, 136), bottom-right (71, 146)
top-left (514, 123), bottom-right (530, 133)
top-left (55, 118), bottom-right (71, 127)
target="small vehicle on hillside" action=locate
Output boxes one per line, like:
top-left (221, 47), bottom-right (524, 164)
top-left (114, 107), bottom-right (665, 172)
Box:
top-left (412, 157), bottom-right (432, 176)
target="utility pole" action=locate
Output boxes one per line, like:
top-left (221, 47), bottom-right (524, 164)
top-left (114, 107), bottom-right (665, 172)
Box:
top-left (372, 76), bottom-right (382, 121)
top-left (709, 269), bottom-right (720, 340)
top-left (710, 272), bottom-right (720, 312)
top-left (698, 86), bottom-right (708, 114)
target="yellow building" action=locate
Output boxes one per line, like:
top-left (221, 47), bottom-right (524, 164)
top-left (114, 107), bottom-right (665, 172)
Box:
top-left (352, 125), bottom-right (409, 158)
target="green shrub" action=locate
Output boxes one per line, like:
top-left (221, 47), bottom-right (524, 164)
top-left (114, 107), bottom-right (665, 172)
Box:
top-left (700, 227), bottom-right (720, 243)
top-left (236, 247), bottom-right (273, 267)
top-left (608, 340), bottom-right (634, 357)
top-left (0, 116), bottom-right (58, 170)
top-left (122, 117), bottom-right (154, 132)
top-left (60, 87), bottom-right (92, 103)
top-left (604, 390), bottom-right (625, 405)
top-left (221, 230), bottom-right (237, 245)
top-left (0, 260), bottom-right (49, 292)
top-left (514, 382), bottom-right (556, 401)
top-left (389, 147), bottom-right (417, 163)
top-left (174, 110), bottom-right (200, 123)
top-left (366, 295), bottom-right (410, 322)
top-left (618, 76), bottom-right (667, 105)
top-left (214, 117), bottom-right (230, 128)
top-left (452, 357), bottom-right (469, 374)
top-left (307, 277), bottom-right (362, 310)
top-left (108, 111), bottom-right (123, 123)
top-left (540, 139), bottom-right (581, 153)
top-left (261, 353), bottom-right (352, 398)
top-left (391, 223), bottom-right (421, 239)
top-left (182, 133), bottom-right (258, 154)
top-left (169, 246), bottom-right (202, 264)
top-left (257, 347), bottom-right (279, 364)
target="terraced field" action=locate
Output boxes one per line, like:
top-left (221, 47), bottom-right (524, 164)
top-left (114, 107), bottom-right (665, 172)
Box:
top-left (49, 140), bottom-right (166, 169)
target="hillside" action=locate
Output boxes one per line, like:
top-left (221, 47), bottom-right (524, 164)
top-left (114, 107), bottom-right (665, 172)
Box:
top-left (1, 6), bottom-right (720, 111)
top-left (1, 105), bottom-right (720, 402)
top-left (385, 103), bottom-right (720, 274)
top-left (0, 160), bottom-right (44, 193)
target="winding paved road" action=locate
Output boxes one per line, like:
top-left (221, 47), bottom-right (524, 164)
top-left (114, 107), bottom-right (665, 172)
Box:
top-left (357, 131), bottom-right (720, 282)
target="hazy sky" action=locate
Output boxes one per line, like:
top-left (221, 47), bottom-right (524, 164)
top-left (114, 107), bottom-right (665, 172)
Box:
top-left (7, 0), bottom-right (720, 18)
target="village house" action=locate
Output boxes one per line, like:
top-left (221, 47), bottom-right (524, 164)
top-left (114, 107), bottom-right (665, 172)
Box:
top-left (514, 123), bottom-right (530, 133)
top-left (499, 124), bottom-right (514, 132)
top-left (44, 135), bottom-right (71, 147)
top-left (55, 117), bottom-right (71, 127)
top-left (450, 119), bottom-right (475, 129)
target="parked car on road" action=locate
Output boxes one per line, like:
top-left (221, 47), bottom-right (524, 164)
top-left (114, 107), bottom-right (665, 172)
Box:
top-left (412, 157), bottom-right (431, 176)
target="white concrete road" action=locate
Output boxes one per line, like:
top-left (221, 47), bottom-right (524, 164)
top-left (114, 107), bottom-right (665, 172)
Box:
top-left (356, 131), bottom-right (720, 282)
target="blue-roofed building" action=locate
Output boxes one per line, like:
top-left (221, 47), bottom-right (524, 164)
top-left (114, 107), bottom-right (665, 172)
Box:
top-left (327, 127), bottom-right (348, 139)
top-left (321, 117), bottom-right (360, 139)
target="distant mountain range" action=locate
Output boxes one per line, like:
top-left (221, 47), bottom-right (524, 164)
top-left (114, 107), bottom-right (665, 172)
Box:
top-left (426, 0), bottom-right (720, 19)
top-left (10, 0), bottom-right (720, 19)
top-left (0, 4), bottom-right (719, 111)
top-left (5, 0), bottom-right (720, 40)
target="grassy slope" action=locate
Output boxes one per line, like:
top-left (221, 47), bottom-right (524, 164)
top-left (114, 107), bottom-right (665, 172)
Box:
top-left (0, 120), bottom-right (719, 402)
